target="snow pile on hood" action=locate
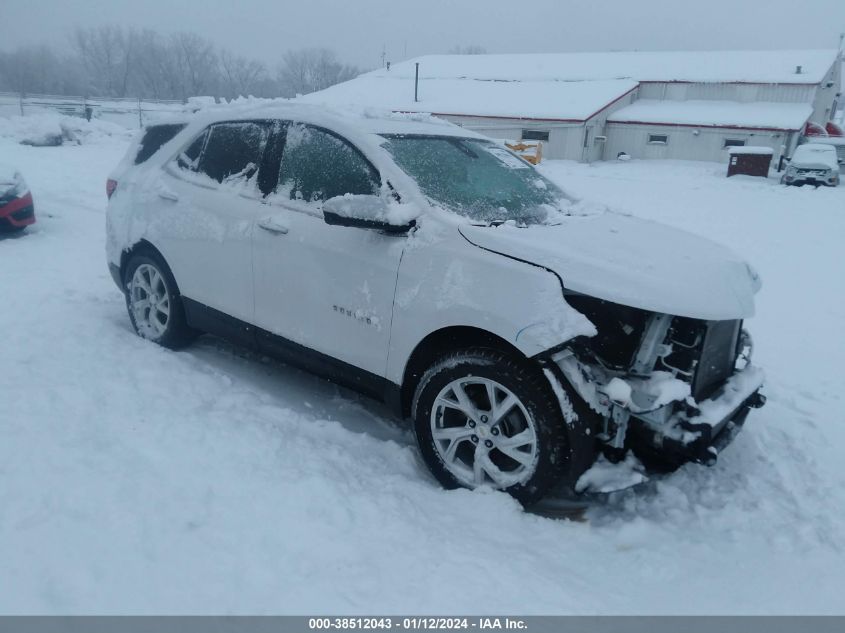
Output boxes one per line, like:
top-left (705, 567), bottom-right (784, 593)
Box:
top-left (0, 113), bottom-right (133, 147)
top-left (0, 160), bottom-right (19, 185)
top-left (459, 212), bottom-right (759, 320)
top-left (791, 144), bottom-right (840, 171)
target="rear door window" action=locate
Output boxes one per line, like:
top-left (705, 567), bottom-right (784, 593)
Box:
top-left (276, 124), bottom-right (379, 204)
top-left (197, 122), bottom-right (270, 185)
top-left (135, 123), bottom-right (186, 164)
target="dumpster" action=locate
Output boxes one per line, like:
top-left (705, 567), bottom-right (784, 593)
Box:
top-left (727, 146), bottom-right (773, 178)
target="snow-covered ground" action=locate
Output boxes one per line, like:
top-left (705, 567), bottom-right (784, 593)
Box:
top-left (1, 125), bottom-right (844, 614)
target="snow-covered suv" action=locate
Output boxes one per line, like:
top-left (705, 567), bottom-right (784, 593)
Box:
top-left (782, 143), bottom-right (841, 187)
top-left (106, 103), bottom-right (765, 504)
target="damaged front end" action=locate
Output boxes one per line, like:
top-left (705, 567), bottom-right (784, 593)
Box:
top-left (545, 296), bottom-right (766, 471)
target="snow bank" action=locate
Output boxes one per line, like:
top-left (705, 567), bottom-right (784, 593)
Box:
top-left (0, 113), bottom-right (133, 146)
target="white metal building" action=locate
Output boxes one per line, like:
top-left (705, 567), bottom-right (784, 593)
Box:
top-left (306, 49), bottom-right (843, 163)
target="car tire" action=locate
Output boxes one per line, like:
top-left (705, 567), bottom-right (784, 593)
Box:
top-left (0, 224), bottom-right (26, 234)
top-left (412, 347), bottom-right (595, 506)
top-left (123, 252), bottom-right (196, 350)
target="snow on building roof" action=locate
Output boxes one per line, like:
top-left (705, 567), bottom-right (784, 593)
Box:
top-left (362, 50), bottom-right (839, 85)
top-left (302, 76), bottom-right (638, 122)
top-left (607, 99), bottom-right (813, 131)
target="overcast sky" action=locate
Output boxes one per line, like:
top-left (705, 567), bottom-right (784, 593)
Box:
top-left (2, 0), bottom-right (844, 69)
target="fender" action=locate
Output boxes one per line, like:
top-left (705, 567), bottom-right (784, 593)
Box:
top-left (385, 228), bottom-right (596, 385)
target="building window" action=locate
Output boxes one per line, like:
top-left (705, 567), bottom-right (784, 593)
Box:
top-left (647, 134), bottom-right (669, 145)
top-left (723, 139), bottom-right (746, 149)
top-left (522, 130), bottom-right (550, 142)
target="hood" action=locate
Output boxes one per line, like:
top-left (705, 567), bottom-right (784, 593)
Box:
top-left (459, 213), bottom-right (759, 320)
top-left (791, 161), bottom-right (836, 171)
top-left (0, 164), bottom-right (18, 186)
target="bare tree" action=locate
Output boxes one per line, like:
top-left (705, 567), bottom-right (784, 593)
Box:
top-left (131, 29), bottom-right (169, 99)
top-left (1, 23), bottom-right (282, 101)
top-left (0, 45), bottom-right (85, 95)
top-left (169, 32), bottom-right (219, 99)
top-left (448, 45), bottom-right (488, 55)
top-left (277, 48), bottom-right (359, 96)
top-left (219, 50), bottom-right (269, 98)
top-left (73, 25), bottom-right (135, 97)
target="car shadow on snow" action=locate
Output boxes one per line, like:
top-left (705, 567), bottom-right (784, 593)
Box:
top-left (184, 333), bottom-right (413, 447)
top-left (0, 228), bottom-right (34, 241)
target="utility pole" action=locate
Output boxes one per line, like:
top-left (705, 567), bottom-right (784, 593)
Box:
top-left (380, 44), bottom-right (386, 69)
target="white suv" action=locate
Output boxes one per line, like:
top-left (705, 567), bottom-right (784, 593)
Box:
top-left (106, 103), bottom-right (765, 504)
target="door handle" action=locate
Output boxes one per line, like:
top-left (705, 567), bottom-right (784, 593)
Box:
top-left (158, 190), bottom-right (179, 202)
top-left (257, 217), bottom-right (289, 235)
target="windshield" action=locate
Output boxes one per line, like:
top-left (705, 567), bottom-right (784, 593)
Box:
top-left (381, 135), bottom-right (569, 224)
top-left (794, 146), bottom-right (836, 160)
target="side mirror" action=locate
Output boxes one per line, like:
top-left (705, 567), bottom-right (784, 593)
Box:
top-left (323, 195), bottom-right (415, 234)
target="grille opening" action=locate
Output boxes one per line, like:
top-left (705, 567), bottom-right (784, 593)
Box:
top-left (659, 318), bottom-right (741, 401)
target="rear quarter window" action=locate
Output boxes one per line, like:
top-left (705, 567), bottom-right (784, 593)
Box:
top-left (135, 124), bottom-right (187, 164)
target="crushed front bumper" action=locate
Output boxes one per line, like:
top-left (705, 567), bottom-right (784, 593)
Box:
top-left (0, 192), bottom-right (36, 229)
top-left (551, 351), bottom-right (765, 468)
top-left (629, 366), bottom-right (766, 466)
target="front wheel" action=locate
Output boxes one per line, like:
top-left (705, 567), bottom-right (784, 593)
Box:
top-left (124, 252), bottom-right (196, 349)
top-left (412, 348), bottom-right (582, 506)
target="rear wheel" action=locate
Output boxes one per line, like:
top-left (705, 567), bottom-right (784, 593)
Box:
top-left (124, 252), bottom-right (196, 349)
top-left (412, 348), bottom-right (586, 506)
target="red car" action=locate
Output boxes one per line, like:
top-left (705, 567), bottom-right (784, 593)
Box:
top-left (0, 167), bottom-right (36, 233)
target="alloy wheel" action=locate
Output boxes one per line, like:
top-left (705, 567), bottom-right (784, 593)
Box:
top-left (129, 263), bottom-right (171, 339)
top-left (430, 377), bottom-right (539, 489)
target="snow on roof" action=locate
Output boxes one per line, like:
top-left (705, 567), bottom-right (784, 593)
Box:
top-left (607, 99), bottom-right (813, 131)
top-left (301, 76), bottom-right (638, 121)
top-left (727, 146), bottom-right (774, 155)
top-left (181, 98), bottom-right (479, 138)
top-left (363, 49), bottom-right (839, 85)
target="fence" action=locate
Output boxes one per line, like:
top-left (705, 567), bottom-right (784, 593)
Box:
top-left (0, 92), bottom-right (186, 129)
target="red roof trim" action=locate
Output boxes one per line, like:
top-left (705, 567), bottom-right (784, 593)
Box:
top-left (583, 85), bottom-right (639, 121)
top-left (607, 119), bottom-right (804, 132)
